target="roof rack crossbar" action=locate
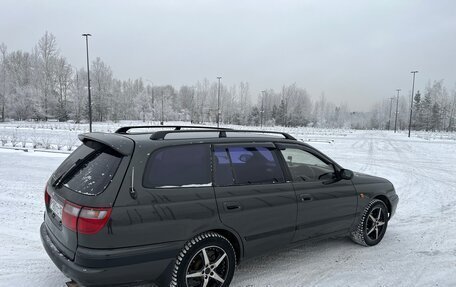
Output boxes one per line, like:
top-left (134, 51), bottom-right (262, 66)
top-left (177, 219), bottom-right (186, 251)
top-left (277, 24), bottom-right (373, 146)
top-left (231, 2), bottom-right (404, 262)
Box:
top-left (149, 129), bottom-right (296, 140)
top-left (115, 125), bottom-right (232, 134)
top-left (232, 130), bottom-right (296, 140)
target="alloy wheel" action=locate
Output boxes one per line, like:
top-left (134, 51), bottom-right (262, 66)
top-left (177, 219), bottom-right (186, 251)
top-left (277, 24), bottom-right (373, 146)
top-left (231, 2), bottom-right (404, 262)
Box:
top-left (185, 246), bottom-right (229, 287)
top-left (365, 207), bottom-right (386, 241)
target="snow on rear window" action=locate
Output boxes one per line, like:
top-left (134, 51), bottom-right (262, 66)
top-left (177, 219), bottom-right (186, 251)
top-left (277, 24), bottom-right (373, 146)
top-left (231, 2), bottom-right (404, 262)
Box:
top-left (61, 148), bottom-right (122, 195)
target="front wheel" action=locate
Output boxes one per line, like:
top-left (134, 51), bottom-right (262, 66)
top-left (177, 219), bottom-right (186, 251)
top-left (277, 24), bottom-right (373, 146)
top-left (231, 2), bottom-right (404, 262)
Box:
top-left (351, 199), bottom-right (389, 246)
top-left (171, 232), bottom-right (236, 287)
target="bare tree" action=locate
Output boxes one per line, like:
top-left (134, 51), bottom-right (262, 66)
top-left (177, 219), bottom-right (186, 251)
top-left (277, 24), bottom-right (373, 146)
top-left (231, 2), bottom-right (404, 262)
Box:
top-left (71, 68), bottom-right (88, 123)
top-left (0, 43), bottom-right (7, 121)
top-left (55, 57), bottom-right (73, 121)
top-left (35, 31), bottom-right (59, 119)
top-left (91, 57), bottom-right (113, 121)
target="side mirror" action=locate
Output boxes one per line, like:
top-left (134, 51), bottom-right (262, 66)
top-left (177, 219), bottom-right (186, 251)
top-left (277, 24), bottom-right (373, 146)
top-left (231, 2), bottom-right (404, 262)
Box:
top-left (340, 169), bottom-right (354, 180)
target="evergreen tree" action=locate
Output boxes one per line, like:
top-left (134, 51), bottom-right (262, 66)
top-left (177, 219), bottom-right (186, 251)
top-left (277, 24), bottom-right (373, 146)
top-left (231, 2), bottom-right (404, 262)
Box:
top-left (413, 91), bottom-right (422, 130)
top-left (422, 91), bottom-right (432, 130)
top-left (248, 107), bottom-right (260, 126)
top-left (431, 102), bottom-right (441, 131)
top-left (277, 99), bottom-right (287, 126)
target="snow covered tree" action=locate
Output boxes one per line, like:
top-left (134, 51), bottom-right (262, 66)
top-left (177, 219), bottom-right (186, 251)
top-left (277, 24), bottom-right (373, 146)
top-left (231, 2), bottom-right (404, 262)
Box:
top-left (55, 57), bottom-right (72, 121)
top-left (0, 43), bottom-right (7, 122)
top-left (71, 68), bottom-right (88, 123)
top-left (35, 31), bottom-right (59, 119)
top-left (91, 57), bottom-right (113, 122)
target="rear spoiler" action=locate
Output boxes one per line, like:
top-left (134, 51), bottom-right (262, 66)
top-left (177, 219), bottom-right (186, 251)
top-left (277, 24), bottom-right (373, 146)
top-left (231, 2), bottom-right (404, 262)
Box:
top-left (78, 132), bottom-right (134, 156)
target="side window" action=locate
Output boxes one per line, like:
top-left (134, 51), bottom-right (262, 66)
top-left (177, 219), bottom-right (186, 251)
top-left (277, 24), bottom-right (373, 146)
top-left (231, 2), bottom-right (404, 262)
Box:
top-left (281, 147), bottom-right (335, 182)
top-left (143, 144), bottom-right (211, 188)
top-left (214, 146), bottom-right (285, 186)
top-left (213, 148), bottom-right (234, 186)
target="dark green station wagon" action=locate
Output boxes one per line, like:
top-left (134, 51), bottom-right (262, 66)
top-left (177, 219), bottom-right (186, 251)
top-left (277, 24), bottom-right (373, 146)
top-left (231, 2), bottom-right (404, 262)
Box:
top-left (41, 126), bottom-right (399, 287)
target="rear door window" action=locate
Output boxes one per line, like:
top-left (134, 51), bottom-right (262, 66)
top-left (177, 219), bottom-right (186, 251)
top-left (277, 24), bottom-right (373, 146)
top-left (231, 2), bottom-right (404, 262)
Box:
top-left (214, 146), bottom-right (285, 186)
top-left (213, 148), bottom-right (234, 186)
top-left (143, 144), bottom-right (212, 188)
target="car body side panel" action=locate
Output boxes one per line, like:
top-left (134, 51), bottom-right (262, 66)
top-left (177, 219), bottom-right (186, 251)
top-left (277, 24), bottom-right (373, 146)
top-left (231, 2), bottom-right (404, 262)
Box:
top-left (292, 179), bottom-right (358, 241)
top-left (273, 142), bottom-right (358, 241)
top-left (350, 172), bottom-right (399, 229)
top-left (215, 183), bottom-right (298, 258)
top-left (106, 186), bottom-right (220, 247)
top-left (87, 142), bottom-right (221, 249)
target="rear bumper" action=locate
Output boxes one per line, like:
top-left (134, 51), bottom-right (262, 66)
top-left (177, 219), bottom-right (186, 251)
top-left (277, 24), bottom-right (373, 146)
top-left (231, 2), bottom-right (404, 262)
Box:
top-left (40, 223), bottom-right (181, 286)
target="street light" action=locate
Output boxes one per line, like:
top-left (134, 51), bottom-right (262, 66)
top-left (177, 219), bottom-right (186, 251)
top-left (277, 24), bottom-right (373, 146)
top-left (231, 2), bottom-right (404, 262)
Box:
top-left (216, 76), bottom-right (222, 127)
top-left (408, 71), bottom-right (418, 138)
top-left (145, 79), bottom-right (155, 122)
top-left (388, 96), bottom-right (395, 130)
top-left (82, 33), bottom-right (92, 132)
top-left (161, 91), bottom-right (164, 125)
top-left (394, 89), bottom-right (400, 133)
top-left (260, 90), bottom-right (266, 128)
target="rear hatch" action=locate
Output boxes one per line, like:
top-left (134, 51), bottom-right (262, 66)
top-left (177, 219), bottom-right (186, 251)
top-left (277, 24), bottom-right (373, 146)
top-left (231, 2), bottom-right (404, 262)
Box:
top-left (44, 133), bottom-right (134, 260)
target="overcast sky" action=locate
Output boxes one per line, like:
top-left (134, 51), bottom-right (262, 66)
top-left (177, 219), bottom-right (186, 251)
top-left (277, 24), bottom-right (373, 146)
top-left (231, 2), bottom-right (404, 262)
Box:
top-left (1, 0), bottom-right (455, 110)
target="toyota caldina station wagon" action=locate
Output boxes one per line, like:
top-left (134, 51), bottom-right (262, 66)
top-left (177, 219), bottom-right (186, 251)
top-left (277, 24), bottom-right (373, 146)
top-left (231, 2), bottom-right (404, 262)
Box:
top-left (41, 126), bottom-right (399, 287)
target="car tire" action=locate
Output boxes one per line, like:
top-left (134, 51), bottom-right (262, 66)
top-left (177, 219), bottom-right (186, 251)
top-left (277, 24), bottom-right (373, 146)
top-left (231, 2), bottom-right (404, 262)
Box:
top-left (350, 199), bottom-right (389, 246)
top-left (170, 232), bottom-right (236, 287)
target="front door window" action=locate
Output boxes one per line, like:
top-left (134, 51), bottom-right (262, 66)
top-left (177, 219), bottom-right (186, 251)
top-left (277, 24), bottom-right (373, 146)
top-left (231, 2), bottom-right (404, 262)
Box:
top-left (280, 148), bottom-right (335, 182)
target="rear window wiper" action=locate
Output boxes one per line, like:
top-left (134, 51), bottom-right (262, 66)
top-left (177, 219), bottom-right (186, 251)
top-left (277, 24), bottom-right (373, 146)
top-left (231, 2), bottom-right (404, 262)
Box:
top-left (52, 158), bottom-right (84, 188)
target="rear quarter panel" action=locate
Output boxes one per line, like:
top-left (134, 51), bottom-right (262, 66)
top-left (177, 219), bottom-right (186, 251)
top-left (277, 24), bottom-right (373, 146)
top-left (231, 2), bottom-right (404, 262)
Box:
top-left (85, 141), bottom-right (225, 249)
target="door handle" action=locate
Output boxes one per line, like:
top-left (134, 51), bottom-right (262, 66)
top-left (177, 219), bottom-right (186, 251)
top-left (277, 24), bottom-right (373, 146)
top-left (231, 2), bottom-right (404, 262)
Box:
top-left (223, 201), bottom-right (242, 211)
top-left (299, 194), bottom-right (313, 202)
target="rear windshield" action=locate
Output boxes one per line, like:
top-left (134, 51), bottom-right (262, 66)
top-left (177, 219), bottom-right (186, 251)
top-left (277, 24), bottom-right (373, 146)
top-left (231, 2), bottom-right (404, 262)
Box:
top-left (53, 140), bottom-right (122, 195)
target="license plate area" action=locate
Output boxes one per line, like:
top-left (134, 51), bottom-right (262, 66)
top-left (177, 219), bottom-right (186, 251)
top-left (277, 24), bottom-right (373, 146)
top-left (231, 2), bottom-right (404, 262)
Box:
top-left (50, 198), bottom-right (63, 221)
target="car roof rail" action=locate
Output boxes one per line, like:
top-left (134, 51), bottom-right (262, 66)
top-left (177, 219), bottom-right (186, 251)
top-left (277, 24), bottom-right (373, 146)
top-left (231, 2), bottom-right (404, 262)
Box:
top-left (149, 129), bottom-right (296, 140)
top-left (115, 125), bottom-right (232, 134)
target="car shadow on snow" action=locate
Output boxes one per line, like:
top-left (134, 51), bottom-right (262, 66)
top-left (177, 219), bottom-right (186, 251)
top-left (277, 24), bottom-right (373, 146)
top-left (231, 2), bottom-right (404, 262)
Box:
top-left (231, 237), bottom-right (366, 284)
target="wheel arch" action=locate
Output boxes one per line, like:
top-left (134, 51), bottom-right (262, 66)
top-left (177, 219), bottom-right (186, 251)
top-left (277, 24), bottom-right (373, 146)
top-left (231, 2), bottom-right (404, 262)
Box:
top-left (209, 228), bottom-right (243, 264)
top-left (374, 195), bottom-right (392, 217)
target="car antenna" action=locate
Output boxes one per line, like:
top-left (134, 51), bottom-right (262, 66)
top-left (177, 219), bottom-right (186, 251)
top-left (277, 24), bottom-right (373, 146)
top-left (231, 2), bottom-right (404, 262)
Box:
top-left (129, 167), bottom-right (137, 199)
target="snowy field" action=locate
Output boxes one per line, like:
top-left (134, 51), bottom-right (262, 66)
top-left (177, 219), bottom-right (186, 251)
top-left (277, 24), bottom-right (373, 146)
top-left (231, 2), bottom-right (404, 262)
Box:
top-left (1, 123), bottom-right (456, 287)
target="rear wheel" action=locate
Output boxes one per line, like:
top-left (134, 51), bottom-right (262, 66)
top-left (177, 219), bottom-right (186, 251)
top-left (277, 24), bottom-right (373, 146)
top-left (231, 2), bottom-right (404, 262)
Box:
top-left (171, 232), bottom-right (236, 287)
top-left (351, 199), bottom-right (388, 246)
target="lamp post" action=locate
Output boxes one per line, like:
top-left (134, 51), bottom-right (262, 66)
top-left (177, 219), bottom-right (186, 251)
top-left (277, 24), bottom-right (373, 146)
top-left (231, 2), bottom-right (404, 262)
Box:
top-left (388, 96), bottom-right (395, 130)
top-left (161, 91), bottom-right (164, 125)
top-left (216, 76), bottom-right (222, 127)
top-left (408, 71), bottom-right (418, 138)
top-left (394, 89), bottom-right (400, 133)
top-left (82, 33), bottom-right (92, 132)
top-left (260, 90), bottom-right (266, 128)
top-left (145, 79), bottom-right (154, 122)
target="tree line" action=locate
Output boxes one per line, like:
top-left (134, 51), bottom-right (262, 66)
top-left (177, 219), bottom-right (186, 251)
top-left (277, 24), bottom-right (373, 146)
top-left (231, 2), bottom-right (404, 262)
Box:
top-left (370, 80), bottom-right (456, 132)
top-left (1, 32), bottom-right (455, 131)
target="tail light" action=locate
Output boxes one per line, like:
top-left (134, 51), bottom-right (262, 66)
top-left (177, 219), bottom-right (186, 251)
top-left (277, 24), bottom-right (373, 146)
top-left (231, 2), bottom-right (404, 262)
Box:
top-left (46, 186), bottom-right (112, 235)
top-left (62, 201), bottom-right (82, 232)
top-left (44, 186), bottom-right (50, 206)
top-left (78, 207), bottom-right (112, 234)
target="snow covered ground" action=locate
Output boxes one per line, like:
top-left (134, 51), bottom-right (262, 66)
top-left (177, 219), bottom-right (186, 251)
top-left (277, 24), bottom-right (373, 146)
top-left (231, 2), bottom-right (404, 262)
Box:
top-left (0, 124), bottom-right (455, 287)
